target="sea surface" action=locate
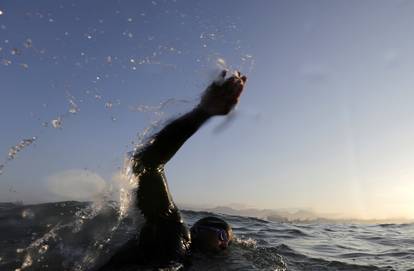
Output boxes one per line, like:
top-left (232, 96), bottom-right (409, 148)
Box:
top-left (0, 201), bottom-right (413, 271)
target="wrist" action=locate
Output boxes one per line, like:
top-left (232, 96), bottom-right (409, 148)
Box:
top-left (194, 105), bottom-right (213, 120)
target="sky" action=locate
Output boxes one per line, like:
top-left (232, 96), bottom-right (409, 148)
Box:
top-left (1, 0), bottom-right (414, 220)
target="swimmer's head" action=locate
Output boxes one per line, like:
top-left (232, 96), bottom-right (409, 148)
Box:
top-left (190, 216), bottom-right (233, 253)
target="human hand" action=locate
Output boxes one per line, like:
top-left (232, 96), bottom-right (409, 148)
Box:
top-left (198, 70), bottom-right (247, 116)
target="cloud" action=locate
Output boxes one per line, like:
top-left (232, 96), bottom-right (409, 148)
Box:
top-left (46, 169), bottom-right (107, 200)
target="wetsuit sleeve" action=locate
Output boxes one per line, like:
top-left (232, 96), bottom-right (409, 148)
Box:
top-left (132, 107), bottom-right (211, 221)
top-left (135, 107), bottom-right (211, 168)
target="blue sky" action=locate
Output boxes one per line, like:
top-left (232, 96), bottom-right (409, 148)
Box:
top-left (1, 0), bottom-right (414, 219)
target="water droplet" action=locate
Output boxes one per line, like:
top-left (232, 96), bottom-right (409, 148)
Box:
top-left (48, 18), bottom-right (54, 23)
top-left (24, 38), bottom-right (32, 48)
top-left (38, 244), bottom-right (48, 254)
top-left (106, 56), bottom-right (112, 64)
top-left (105, 102), bottom-right (113, 109)
top-left (217, 58), bottom-right (227, 70)
top-left (11, 48), bottom-right (20, 55)
top-left (127, 32), bottom-right (133, 38)
top-left (127, 18), bottom-right (133, 22)
top-left (20, 63), bottom-right (29, 69)
top-left (51, 117), bottom-right (62, 129)
top-left (2, 59), bottom-right (11, 66)
top-left (21, 254), bottom-right (32, 268)
top-left (22, 209), bottom-right (35, 219)
top-left (0, 10), bottom-right (3, 16)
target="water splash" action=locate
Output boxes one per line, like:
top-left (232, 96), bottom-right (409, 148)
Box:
top-left (7, 137), bottom-right (36, 161)
top-left (234, 237), bottom-right (257, 249)
top-left (17, 198), bottom-right (128, 271)
top-left (214, 55), bottom-right (255, 76)
top-left (71, 157), bottom-right (142, 270)
top-left (129, 98), bottom-right (193, 150)
top-left (216, 57), bottom-right (227, 70)
top-left (0, 137), bottom-right (37, 175)
top-left (129, 98), bottom-right (191, 114)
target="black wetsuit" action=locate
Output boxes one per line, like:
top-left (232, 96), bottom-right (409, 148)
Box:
top-left (100, 108), bottom-right (211, 269)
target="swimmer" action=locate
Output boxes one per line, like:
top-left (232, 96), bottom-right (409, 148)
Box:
top-left (100, 70), bottom-right (247, 270)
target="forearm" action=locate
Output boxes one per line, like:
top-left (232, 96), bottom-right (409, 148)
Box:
top-left (135, 107), bottom-right (211, 168)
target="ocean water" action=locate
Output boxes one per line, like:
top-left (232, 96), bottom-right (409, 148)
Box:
top-left (0, 202), bottom-right (412, 271)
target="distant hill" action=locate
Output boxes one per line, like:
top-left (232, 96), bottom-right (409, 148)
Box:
top-left (180, 204), bottom-right (414, 224)
top-left (205, 206), bottom-right (319, 222)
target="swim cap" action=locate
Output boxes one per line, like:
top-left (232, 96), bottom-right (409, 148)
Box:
top-left (190, 216), bottom-right (233, 248)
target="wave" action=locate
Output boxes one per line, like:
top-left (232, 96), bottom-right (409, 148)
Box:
top-left (0, 201), bottom-right (408, 271)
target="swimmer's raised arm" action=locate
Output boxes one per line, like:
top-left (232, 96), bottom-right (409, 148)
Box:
top-left (102, 71), bottom-right (247, 268)
top-left (135, 70), bottom-right (247, 168)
